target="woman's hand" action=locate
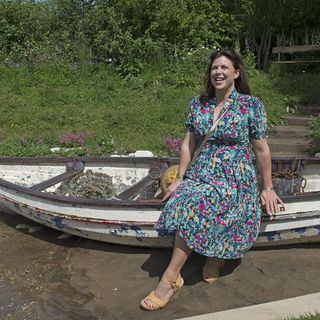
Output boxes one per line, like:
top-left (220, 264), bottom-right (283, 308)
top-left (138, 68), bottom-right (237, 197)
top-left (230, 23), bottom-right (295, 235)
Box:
top-left (162, 178), bottom-right (183, 202)
top-left (260, 189), bottom-right (285, 219)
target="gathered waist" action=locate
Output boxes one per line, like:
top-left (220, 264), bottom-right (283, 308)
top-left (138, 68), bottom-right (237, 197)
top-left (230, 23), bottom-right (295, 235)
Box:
top-left (199, 142), bottom-right (252, 164)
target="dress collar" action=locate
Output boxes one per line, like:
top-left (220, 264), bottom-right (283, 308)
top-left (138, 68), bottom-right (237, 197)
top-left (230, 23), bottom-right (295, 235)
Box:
top-left (229, 88), bottom-right (239, 101)
top-left (212, 88), bottom-right (239, 105)
top-left (210, 88), bottom-right (238, 108)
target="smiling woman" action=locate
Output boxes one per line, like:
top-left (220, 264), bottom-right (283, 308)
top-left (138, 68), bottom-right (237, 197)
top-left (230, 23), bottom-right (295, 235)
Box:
top-left (210, 56), bottom-right (240, 93)
top-left (140, 49), bottom-right (284, 311)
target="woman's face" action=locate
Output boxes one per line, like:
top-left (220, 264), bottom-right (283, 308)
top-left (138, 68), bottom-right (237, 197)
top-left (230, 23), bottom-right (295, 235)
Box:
top-left (210, 55), bottom-right (240, 92)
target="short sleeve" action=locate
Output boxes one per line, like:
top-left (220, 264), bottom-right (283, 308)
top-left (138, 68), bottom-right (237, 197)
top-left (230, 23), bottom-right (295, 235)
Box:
top-left (248, 97), bottom-right (268, 140)
top-left (184, 97), bottom-right (197, 132)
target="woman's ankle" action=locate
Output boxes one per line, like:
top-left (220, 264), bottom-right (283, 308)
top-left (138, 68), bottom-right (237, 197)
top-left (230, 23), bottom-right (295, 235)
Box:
top-left (162, 269), bottom-right (180, 282)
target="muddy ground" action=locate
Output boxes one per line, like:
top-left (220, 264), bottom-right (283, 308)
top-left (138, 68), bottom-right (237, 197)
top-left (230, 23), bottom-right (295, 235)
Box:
top-left (0, 210), bottom-right (320, 320)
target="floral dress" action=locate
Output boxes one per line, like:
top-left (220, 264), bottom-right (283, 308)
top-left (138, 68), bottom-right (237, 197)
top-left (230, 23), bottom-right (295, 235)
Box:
top-left (156, 89), bottom-right (268, 259)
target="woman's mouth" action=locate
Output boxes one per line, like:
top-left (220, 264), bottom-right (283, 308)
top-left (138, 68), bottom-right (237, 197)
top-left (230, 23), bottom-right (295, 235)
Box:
top-left (214, 77), bottom-right (225, 84)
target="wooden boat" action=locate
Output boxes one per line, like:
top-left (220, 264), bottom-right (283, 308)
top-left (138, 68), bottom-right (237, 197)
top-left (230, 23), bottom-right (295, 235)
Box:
top-left (0, 156), bottom-right (319, 248)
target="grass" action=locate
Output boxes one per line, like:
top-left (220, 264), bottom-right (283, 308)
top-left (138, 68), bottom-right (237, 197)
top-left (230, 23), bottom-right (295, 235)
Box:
top-left (281, 313), bottom-right (320, 320)
top-left (0, 60), bottom-right (319, 156)
top-left (0, 63), bottom-right (193, 156)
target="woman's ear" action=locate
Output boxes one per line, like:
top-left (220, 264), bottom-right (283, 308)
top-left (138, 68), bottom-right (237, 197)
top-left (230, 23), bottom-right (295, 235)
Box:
top-left (234, 69), bottom-right (240, 79)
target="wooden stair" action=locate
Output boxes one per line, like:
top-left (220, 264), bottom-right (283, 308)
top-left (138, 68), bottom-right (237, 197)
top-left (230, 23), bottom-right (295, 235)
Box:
top-left (268, 105), bottom-right (320, 157)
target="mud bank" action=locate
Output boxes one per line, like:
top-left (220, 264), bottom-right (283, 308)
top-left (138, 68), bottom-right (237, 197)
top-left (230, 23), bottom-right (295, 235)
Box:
top-left (0, 210), bottom-right (319, 320)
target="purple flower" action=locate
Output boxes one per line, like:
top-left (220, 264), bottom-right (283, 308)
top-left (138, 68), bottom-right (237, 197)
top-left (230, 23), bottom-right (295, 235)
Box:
top-left (58, 131), bottom-right (95, 147)
top-left (165, 135), bottom-right (183, 155)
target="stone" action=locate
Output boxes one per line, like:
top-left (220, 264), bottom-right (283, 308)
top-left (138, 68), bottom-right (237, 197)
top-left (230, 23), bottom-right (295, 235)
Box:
top-left (134, 150), bottom-right (154, 157)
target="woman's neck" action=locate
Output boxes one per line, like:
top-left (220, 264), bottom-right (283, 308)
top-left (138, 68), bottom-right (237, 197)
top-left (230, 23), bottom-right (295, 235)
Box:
top-left (215, 86), bottom-right (235, 105)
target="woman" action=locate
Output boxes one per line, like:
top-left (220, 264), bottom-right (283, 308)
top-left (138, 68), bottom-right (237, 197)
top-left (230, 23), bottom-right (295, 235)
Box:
top-left (141, 49), bottom-right (283, 311)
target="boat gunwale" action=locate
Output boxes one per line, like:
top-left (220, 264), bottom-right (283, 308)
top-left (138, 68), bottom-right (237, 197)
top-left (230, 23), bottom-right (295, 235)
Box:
top-left (0, 155), bottom-right (319, 209)
top-left (1, 192), bottom-right (319, 227)
top-left (0, 155), bottom-right (319, 165)
top-left (0, 156), bottom-right (178, 165)
top-left (0, 176), bottom-right (320, 209)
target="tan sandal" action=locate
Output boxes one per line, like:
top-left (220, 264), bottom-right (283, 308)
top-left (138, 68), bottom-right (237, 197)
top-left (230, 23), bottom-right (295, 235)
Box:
top-left (202, 259), bottom-right (225, 284)
top-left (140, 274), bottom-right (184, 311)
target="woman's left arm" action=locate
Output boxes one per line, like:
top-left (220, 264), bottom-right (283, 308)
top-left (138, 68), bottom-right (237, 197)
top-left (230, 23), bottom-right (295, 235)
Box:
top-left (251, 138), bottom-right (284, 217)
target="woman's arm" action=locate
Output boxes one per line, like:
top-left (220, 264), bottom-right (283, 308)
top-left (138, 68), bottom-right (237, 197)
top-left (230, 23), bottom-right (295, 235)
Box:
top-left (177, 131), bottom-right (197, 177)
top-left (251, 138), bottom-right (284, 216)
top-left (162, 131), bottom-right (197, 201)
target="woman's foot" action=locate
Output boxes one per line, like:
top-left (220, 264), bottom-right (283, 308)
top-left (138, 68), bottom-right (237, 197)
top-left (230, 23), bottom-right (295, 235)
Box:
top-left (140, 272), bottom-right (184, 311)
top-left (202, 257), bottom-right (225, 283)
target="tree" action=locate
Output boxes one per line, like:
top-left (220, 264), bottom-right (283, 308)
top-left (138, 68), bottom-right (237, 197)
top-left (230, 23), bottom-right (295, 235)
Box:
top-left (239, 0), bottom-right (320, 69)
top-left (0, 0), bottom-right (50, 64)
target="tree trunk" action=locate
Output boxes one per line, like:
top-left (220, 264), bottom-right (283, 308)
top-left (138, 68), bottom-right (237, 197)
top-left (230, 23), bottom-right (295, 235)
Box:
top-left (262, 32), bottom-right (272, 70)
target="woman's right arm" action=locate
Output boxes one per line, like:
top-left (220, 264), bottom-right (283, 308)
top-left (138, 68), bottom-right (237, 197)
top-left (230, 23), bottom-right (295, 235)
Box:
top-left (162, 131), bottom-right (197, 201)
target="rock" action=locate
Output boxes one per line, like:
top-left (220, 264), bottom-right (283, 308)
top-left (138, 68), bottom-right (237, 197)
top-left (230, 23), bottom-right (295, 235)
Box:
top-left (15, 224), bottom-right (30, 230)
top-left (27, 226), bottom-right (42, 233)
top-left (57, 233), bottom-right (72, 240)
top-left (134, 150), bottom-right (154, 157)
top-left (50, 147), bottom-right (61, 152)
top-left (315, 153), bottom-right (320, 157)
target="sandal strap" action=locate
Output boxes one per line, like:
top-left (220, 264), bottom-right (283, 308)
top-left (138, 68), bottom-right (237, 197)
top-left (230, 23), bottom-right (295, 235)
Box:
top-left (141, 275), bottom-right (184, 311)
top-left (142, 290), bottom-right (166, 309)
top-left (161, 274), bottom-right (182, 290)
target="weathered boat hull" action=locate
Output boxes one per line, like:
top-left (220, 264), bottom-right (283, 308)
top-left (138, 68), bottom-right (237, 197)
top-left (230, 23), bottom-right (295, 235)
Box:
top-left (0, 156), bottom-right (319, 248)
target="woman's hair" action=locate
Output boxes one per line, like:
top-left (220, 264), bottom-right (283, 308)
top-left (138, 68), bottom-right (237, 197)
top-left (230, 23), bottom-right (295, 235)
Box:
top-left (200, 48), bottom-right (251, 100)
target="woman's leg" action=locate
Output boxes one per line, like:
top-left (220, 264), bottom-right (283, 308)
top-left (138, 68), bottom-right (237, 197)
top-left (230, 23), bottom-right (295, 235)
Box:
top-left (163, 232), bottom-right (192, 280)
top-left (202, 257), bottom-right (225, 282)
top-left (143, 233), bottom-right (192, 306)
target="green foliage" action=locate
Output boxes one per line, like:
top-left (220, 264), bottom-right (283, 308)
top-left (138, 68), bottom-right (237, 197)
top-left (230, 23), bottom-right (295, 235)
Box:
top-left (232, 0), bottom-right (320, 69)
top-left (244, 50), bottom-right (259, 78)
top-left (0, 0), bottom-right (239, 78)
top-left (0, 61), bottom-right (192, 156)
top-left (246, 58), bottom-right (299, 126)
top-left (157, 48), bottom-right (210, 89)
top-left (0, 0), bottom-right (319, 73)
top-left (0, 139), bottom-right (51, 157)
top-left (1, 56), bottom-right (318, 157)
top-left (310, 118), bottom-right (320, 139)
top-left (310, 117), bottom-right (320, 154)
top-left (281, 313), bottom-right (320, 320)
top-left (269, 67), bottom-right (320, 105)
top-left (0, 0), bottom-right (51, 65)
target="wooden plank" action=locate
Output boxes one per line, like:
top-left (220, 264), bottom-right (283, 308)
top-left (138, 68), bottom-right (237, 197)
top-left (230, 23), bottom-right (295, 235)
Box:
top-left (116, 175), bottom-right (156, 200)
top-left (0, 156), bottom-right (179, 166)
top-left (272, 45), bottom-right (320, 54)
top-left (0, 156), bottom-right (319, 166)
top-left (261, 216), bottom-right (320, 233)
top-left (262, 210), bottom-right (320, 221)
top-left (29, 171), bottom-right (80, 191)
top-left (272, 60), bottom-right (320, 64)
